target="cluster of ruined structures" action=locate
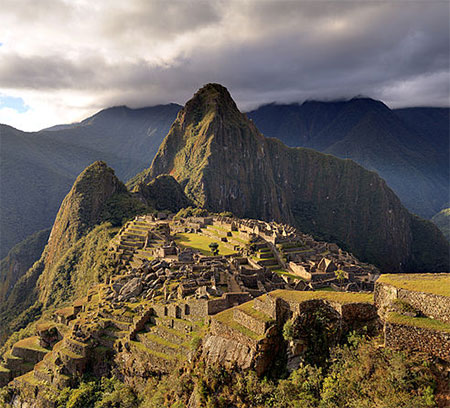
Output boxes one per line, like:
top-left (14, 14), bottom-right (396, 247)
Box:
top-left (2, 213), bottom-right (447, 408)
top-left (110, 213), bottom-right (380, 300)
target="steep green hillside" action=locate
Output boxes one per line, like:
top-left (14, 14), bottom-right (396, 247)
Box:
top-left (247, 101), bottom-right (449, 218)
top-left (0, 105), bottom-right (180, 258)
top-left (0, 229), bottom-right (50, 303)
top-left (431, 208), bottom-right (450, 241)
top-left (0, 162), bottom-right (149, 340)
top-left (137, 83), bottom-right (449, 272)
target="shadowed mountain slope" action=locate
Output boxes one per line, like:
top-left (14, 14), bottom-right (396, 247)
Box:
top-left (0, 104), bottom-right (180, 258)
top-left (134, 83), bottom-right (448, 272)
top-left (247, 101), bottom-right (449, 219)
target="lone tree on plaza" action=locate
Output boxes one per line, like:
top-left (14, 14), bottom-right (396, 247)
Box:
top-left (209, 242), bottom-right (219, 256)
top-left (335, 269), bottom-right (346, 291)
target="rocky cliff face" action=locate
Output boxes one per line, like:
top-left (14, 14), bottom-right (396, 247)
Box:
top-left (137, 83), bottom-right (448, 272)
top-left (133, 174), bottom-right (192, 213)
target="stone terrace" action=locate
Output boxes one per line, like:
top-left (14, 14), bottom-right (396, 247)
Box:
top-left (375, 274), bottom-right (450, 361)
top-left (203, 290), bottom-right (378, 376)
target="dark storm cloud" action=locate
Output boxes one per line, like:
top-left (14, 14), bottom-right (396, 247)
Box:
top-left (0, 0), bottom-right (448, 130)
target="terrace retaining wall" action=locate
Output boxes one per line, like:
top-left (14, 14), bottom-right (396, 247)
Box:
top-left (375, 282), bottom-right (450, 323)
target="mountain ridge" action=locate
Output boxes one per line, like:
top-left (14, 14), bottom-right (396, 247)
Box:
top-left (0, 104), bottom-right (180, 258)
top-left (247, 100), bottom-right (449, 218)
top-left (135, 83), bottom-right (448, 272)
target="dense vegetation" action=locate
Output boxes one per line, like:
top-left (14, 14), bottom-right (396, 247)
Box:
top-left (133, 175), bottom-right (192, 213)
top-left (0, 162), bottom-right (151, 345)
top-left (1, 335), bottom-right (439, 408)
top-left (247, 102), bottom-right (449, 219)
top-left (0, 228), bottom-right (50, 303)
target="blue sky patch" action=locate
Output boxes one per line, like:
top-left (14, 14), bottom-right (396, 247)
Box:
top-left (0, 95), bottom-right (29, 113)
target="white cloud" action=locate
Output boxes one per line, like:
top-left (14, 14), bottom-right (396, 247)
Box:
top-left (0, 0), bottom-right (448, 131)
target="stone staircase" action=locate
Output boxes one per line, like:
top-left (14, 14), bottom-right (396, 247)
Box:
top-left (127, 311), bottom-right (203, 373)
top-left (252, 242), bottom-right (281, 270)
top-left (276, 240), bottom-right (312, 261)
top-left (115, 217), bottom-right (154, 270)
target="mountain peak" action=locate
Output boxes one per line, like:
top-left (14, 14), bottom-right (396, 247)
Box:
top-left (182, 83), bottom-right (240, 124)
top-left (45, 161), bottom-right (125, 269)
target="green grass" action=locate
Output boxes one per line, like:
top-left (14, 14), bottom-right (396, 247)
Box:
top-left (0, 365), bottom-right (10, 373)
top-left (278, 242), bottom-right (304, 250)
top-left (174, 233), bottom-right (236, 256)
top-left (269, 290), bottom-right (373, 304)
top-left (208, 224), bottom-right (230, 233)
top-left (387, 313), bottom-right (450, 333)
top-left (19, 371), bottom-right (41, 386)
top-left (378, 274), bottom-right (450, 297)
top-left (274, 269), bottom-right (305, 281)
top-left (320, 287), bottom-right (337, 292)
top-left (60, 347), bottom-right (84, 359)
top-left (55, 306), bottom-right (75, 317)
top-left (213, 309), bottom-right (263, 341)
top-left (142, 333), bottom-right (180, 349)
top-left (238, 301), bottom-right (273, 323)
top-left (156, 325), bottom-right (189, 339)
top-left (129, 341), bottom-right (176, 360)
top-left (14, 336), bottom-right (50, 353)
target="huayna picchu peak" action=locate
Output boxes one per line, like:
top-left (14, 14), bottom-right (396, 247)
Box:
top-left (2, 4), bottom-right (450, 406)
top-left (132, 84), bottom-right (449, 273)
top-left (1, 85), bottom-right (449, 406)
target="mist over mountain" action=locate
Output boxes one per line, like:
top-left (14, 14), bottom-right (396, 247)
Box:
top-left (134, 83), bottom-right (449, 272)
top-left (247, 100), bottom-right (449, 219)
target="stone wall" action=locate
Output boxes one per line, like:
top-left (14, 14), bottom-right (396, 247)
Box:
top-left (384, 321), bottom-right (450, 361)
top-left (375, 282), bottom-right (450, 323)
top-left (253, 295), bottom-right (279, 320)
top-left (210, 318), bottom-right (258, 350)
top-left (207, 292), bottom-right (252, 315)
top-left (12, 347), bottom-right (47, 364)
top-left (339, 302), bottom-right (378, 323)
top-left (233, 309), bottom-right (270, 335)
top-left (65, 338), bottom-right (87, 357)
top-left (202, 335), bottom-right (256, 371)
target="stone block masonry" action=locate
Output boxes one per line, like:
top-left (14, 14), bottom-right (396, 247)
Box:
top-left (375, 281), bottom-right (450, 323)
top-left (384, 321), bottom-right (450, 361)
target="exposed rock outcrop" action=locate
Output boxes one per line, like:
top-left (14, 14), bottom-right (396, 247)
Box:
top-left (134, 83), bottom-right (449, 272)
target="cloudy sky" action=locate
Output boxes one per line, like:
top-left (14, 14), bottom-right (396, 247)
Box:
top-left (0, 0), bottom-right (448, 131)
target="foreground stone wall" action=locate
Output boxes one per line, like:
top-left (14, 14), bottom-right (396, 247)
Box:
top-left (384, 321), bottom-right (450, 361)
top-left (207, 292), bottom-right (252, 315)
top-left (375, 282), bottom-right (450, 323)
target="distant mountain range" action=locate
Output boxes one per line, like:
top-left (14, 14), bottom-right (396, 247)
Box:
top-left (0, 94), bottom-right (448, 261)
top-left (133, 83), bottom-right (448, 272)
top-left (247, 100), bottom-right (449, 219)
top-left (0, 104), bottom-right (180, 258)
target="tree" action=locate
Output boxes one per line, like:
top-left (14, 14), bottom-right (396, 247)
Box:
top-left (209, 242), bottom-right (219, 256)
top-left (335, 269), bottom-right (346, 291)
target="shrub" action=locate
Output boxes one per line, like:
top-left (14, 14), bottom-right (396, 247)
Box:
top-left (283, 319), bottom-right (295, 341)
